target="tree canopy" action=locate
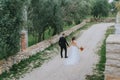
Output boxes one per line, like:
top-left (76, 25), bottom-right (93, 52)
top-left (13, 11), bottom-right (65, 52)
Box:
top-left (0, 0), bottom-right (25, 59)
top-left (27, 0), bottom-right (93, 42)
top-left (91, 0), bottom-right (110, 18)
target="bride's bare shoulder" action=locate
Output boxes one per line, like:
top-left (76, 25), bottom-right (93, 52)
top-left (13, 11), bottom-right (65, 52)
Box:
top-left (71, 40), bottom-right (77, 45)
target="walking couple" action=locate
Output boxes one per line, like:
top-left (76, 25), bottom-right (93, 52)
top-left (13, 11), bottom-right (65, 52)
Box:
top-left (59, 33), bottom-right (84, 65)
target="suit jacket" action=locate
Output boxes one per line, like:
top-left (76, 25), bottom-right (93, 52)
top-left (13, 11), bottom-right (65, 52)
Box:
top-left (59, 37), bottom-right (69, 47)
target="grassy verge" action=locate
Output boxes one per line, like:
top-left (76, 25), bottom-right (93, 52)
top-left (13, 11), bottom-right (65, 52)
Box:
top-left (0, 22), bottom-right (96, 80)
top-left (86, 26), bottom-right (115, 80)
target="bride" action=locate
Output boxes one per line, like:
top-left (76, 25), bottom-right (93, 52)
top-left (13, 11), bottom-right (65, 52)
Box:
top-left (64, 37), bottom-right (83, 65)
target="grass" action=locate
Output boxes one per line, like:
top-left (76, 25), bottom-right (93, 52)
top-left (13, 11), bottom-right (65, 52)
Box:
top-left (28, 34), bottom-right (38, 46)
top-left (0, 22), bottom-right (96, 80)
top-left (86, 26), bottom-right (115, 80)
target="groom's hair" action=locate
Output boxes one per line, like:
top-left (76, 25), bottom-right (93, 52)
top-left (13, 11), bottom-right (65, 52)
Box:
top-left (62, 33), bottom-right (65, 35)
top-left (72, 37), bottom-right (76, 41)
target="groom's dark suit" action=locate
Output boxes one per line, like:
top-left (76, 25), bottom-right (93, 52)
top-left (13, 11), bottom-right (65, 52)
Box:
top-left (59, 36), bottom-right (69, 58)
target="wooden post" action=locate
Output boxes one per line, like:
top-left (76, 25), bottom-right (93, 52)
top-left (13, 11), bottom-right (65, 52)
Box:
top-left (21, 30), bottom-right (28, 51)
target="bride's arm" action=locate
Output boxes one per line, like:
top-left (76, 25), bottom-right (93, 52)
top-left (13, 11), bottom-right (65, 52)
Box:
top-left (74, 41), bottom-right (79, 49)
top-left (75, 42), bottom-right (84, 51)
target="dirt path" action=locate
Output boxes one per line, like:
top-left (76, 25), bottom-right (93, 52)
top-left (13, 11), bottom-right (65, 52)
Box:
top-left (20, 23), bottom-right (114, 80)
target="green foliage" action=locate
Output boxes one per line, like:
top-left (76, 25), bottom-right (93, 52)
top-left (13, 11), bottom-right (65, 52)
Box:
top-left (109, 0), bottom-right (119, 15)
top-left (28, 0), bottom-right (63, 42)
top-left (0, 0), bottom-right (25, 59)
top-left (61, 0), bottom-right (92, 25)
top-left (27, 0), bottom-right (93, 45)
top-left (92, 0), bottom-right (110, 18)
top-left (114, 0), bottom-right (120, 1)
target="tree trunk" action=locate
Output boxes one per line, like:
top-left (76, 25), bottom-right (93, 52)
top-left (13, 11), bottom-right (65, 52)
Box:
top-left (38, 32), bottom-right (42, 42)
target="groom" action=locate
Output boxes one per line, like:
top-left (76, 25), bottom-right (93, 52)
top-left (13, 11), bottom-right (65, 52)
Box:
top-left (59, 33), bottom-right (69, 58)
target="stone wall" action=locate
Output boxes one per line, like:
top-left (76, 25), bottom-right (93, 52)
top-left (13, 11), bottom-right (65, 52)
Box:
top-left (0, 19), bottom-right (90, 74)
top-left (105, 35), bottom-right (120, 80)
top-left (90, 17), bottom-right (115, 22)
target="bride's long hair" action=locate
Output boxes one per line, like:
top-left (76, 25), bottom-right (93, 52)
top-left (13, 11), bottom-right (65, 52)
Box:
top-left (72, 37), bottom-right (76, 41)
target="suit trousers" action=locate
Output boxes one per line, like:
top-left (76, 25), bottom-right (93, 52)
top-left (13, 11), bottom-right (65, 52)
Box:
top-left (60, 46), bottom-right (67, 58)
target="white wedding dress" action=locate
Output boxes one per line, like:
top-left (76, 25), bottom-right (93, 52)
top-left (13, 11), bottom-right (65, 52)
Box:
top-left (64, 45), bottom-right (80, 65)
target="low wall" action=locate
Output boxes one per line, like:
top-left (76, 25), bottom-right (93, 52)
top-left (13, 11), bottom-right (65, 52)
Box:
top-left (105, 35), bottom-right (120, 80)
top-left (90, 17), bottom-right (115, 22)
top-left (0, 19), bottom-right (90, 74)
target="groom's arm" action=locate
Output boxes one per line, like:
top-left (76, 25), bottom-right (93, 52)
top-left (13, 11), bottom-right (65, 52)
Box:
top-left (59, 37), bottom-right (62, 46)
top-left (65, 39), bottom-right (69, 46)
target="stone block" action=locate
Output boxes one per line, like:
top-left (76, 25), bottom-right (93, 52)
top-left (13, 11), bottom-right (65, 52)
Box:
top-left (106, 53), bottom-right (120, 60)
top-left (106, 59), bottom-right (120, 67)
top-left (105, 66), bottom-right (120, 76)
top-left (106, 35), bottom-right (120, 44)
top-left (106, 44), bottom-right (120, 53)
top-left (105, 74), bottom-right (120, 80)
